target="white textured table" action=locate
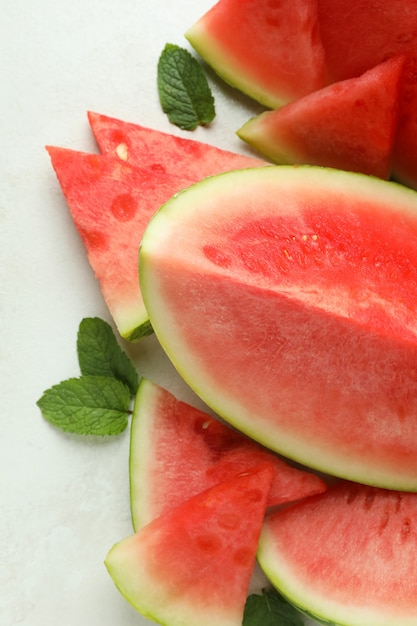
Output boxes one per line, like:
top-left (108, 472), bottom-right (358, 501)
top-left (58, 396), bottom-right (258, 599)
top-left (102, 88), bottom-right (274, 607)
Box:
top-left (1, 1), bottom-right (319, 624)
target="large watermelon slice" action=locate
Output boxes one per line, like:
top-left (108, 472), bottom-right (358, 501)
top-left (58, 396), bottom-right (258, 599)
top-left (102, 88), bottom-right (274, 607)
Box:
top-left (46, 147), bottom-right (198, 340)
top-left (130, 378), bottom-right (327, 529)
top-left (316, 0), bottom-right (417, 189)
top-left (88, 111), bottom-right (266, 174)
top-left (139, 165), bottom-right (417, 490)
top-left (185, 0), bottom-right (327, 108)
top-left (237, 57), bottom-right (404, 180)
top-left (105, 464), bottom-right (274, 626)
top-left (258, 480), bottom-right (417, 625)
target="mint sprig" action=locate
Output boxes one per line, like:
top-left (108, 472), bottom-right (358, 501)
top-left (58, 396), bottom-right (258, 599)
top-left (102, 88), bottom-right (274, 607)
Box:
top-left (157, 43), bottom-right (215, 130)
top-left (243, 589), bottom-right (304, 626)
top-left (37, 317), bottom-right (140, 436)
top-left (37, 376), bottom-right (131, 435)
top-left (77, 317), bottom-right (139, 396)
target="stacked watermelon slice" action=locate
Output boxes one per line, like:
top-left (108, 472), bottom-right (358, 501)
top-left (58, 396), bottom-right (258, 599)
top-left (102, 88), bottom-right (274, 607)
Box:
top-left (47, 112), bottom-right (267, 341)
top-left (186, 0), bottom-right (417, 188)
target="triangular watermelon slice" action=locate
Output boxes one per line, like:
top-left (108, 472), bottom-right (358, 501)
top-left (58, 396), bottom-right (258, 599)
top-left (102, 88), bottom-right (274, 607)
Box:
top-left (46, 146), bottom-right (198, 340)
top-left (105, 464), bottom-right (274, 626)
top-left (130, 378), bottom-right (327, 529)
top-left (87, 111), bottom-right (267, 174)
top-left (237, 56), bottom-right (404, 179)
top-left (185, 0), bottom-right (327, 108)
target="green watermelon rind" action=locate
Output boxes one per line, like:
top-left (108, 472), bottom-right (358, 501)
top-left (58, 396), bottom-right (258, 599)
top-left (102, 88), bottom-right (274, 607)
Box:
top-left (129, 377), bottom-right (157, 530)
top-left (258, 526), bottom-right (357, 626)
top-left (185, 22), bottom-right (282, 108)
top-left (139, 165), bottom-right (417, 492)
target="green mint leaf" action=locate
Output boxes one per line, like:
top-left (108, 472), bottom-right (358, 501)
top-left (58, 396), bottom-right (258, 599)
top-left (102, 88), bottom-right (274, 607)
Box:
top-left (77, 317), bottom-right (139, 396)
top-left (37, 376), bottom-right (132, 436)
top-left (157, 43), bottom-right (215, 130)
top-left (243, 589), bottom-right (304, 626)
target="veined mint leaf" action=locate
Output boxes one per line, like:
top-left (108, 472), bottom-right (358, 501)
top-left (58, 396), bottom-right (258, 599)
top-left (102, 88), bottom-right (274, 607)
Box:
top-left (157, 43), bottom-right (215, 130)
top-left (243, 589), bottom-right (304, 626)
top-left (37, 376), bottom-right (132, 436)
top-left (77, 317), bottom-right (139, 396)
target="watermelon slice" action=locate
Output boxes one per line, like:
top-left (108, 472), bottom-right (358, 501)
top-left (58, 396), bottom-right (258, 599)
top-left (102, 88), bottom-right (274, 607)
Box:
top-left (316, 0), bottom-right (417, 188)
top-left (88, 111), bottom-right (267, 174)
top-left (46, 147), bottom-right (198, 340)
top-left (139, 165), bottom-right (417, 490)
top-left (258, 480), bottom-right (417, 625)
top-left (130, 378), bottom-right (327, 529)
top-left (237, 56), bottom-right (404, 180)
top-left (105, 464), bottom-right (274, 626)
top-left (47, 123), bottom-right (267, 340)
top-left (185, 0), bottom-right (327, 108)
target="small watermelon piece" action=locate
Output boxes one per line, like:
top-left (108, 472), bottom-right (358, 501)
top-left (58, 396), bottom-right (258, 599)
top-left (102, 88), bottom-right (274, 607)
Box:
top-left (139, 166), bottom-right (417, 490)
top-left (105, 464), bottom-right (274, 626)
top-left (130, 378), bottom-right (327, 529)
top-left (237, 57), bottom-right (404, 180)
top-left (87, 111), bottom-right (267, 174)
top-left (258, 480), bottom-right (417, 625)
top-left (316, 0), bottom-right (417, 188)
top-left (46, 147), bottom-right (196, 340)
top-left (185, 0), bottom-right (327, 108)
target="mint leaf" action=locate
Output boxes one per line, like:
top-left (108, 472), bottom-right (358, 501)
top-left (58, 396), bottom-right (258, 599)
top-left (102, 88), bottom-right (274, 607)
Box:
top-left (157, 43), bottom-right (215, 130)
top-left (243, 589), bottom-right (304, 626)
top-left (37, 376), bottom-right (132, 435)
top-left (77, 317), bottom-right (139, 395)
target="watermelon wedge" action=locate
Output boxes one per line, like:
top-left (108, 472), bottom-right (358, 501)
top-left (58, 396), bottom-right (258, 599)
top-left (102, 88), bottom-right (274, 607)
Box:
top-left (316, 0), bottom-right (417, 188)
top-left (139, 165), bottom-right (417, 490)
top-left (129, 378), bottom-right (327, 529)
top-left (105, 464), bottom-right (274, 626)
top-left (87, 111), bottom-right (267, 174)
top-left (46, 147), bottom-right (198, 340)
top-left (237, 56), bottom-right (404, 180)
top-left (258, 480), bottom-right (417, 625)
top-left (185, 0), bottom-right (327, 108)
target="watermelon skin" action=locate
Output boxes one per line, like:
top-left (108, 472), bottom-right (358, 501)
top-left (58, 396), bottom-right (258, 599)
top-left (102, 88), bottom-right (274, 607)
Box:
top-left (237, 57), bottom-right (404, 180)
top-left (105, 464), bottom-right (274, 626)
top-left (139, 166), bottom-right (417, 490)
top-left (130, 378), bottom-right (327, 529)
top-left (46, 146), bottom-right (197, 340)
top-left (185, 0), bottom-right (327, 108)
top-left (258, 481), bottom-right (417, 625)
top-left (88, 111), bottom-right (267, 174)
top-left (317, 0), bottom-right (417, 189)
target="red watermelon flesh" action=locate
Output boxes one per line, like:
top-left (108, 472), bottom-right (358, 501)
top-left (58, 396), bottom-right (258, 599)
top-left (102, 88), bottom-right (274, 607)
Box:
top-left (130, 378), bottom-right (327, 530)
top-left (317, 0), bottom-right (417, 188)
top-left (105, 464), bottom-right (274, 626)
top-left (87, 110), bottom-right (267, 175)
top-left (139, 166), bottom-right (417, 491)
top-left (258, 480), bottom-right (417, 625)
top-left (46, 146), bottom-right (197, 341)
top-left (237, 56), bottom-right (404, 179)
top-left (317, 0), bottom-right (417, 82)
top-left (185, 0), bottom-right (327, 108)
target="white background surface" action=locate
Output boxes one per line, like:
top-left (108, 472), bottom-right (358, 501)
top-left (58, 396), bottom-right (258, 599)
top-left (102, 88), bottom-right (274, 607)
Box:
top-left (2, 1), bottom-right (318, 625)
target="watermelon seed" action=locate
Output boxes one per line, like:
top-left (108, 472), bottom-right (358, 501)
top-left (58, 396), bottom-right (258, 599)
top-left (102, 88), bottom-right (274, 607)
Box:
top-left (401, 518), bottom-right (411, 539)
top-left (195, 533), bottom-right (222, 554)
top-left (111, 194), bottom-right (138, 222)
top-left (115, 143), bottom-right (129, 161)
